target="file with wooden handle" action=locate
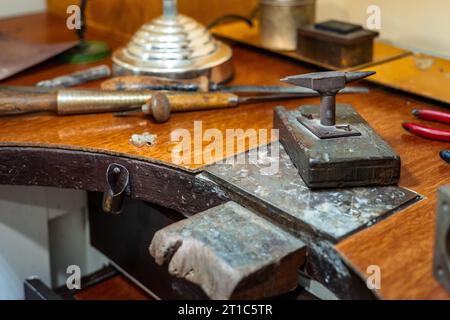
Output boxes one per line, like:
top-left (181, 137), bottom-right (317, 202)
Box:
top-left (0, 87), bottom-right (155, 116)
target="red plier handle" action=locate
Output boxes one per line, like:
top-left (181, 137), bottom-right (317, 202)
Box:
top-left (403, 109), bottom-right (450, 142)
top-left (412, 109), bottom-right (450, 125)
top-left (402, 123), bottom-right (450, 142)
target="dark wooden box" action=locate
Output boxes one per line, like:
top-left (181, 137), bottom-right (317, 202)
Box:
top-left (297, 22), bottom-right (379, 68)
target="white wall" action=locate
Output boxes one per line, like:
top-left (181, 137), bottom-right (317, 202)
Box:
top-left (0, 186), bottom-right (107, 300)
top-left (0, 0), bottom-right (447, 57)
top-left (317, 0), bottom-right (450, 58)
top-left (0, 187), bottom-right (51, 300)
top-left (0, 0), bottom-right (46, 18)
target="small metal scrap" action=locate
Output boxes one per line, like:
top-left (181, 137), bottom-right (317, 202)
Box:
top-left (129, 132), bottom-right (157, 148)
top-left (36, 65), bottom-right (111, 88)
top-left (336, 124), bottom-right (352, 132)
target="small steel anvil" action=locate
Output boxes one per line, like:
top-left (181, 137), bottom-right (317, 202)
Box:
top-left (274, 71), bottom-right (400, 188)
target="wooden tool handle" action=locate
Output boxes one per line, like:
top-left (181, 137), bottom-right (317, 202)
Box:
top-left (144, 92), bottom-right (239, 123)
top-left (166, 92), bottom-right (238, 111)
top-left (0, 89), bottom-right (57, 116)
top-left (101, 75), bottom-right (210, 92)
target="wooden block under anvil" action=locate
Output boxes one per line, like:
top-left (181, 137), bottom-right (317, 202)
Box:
top-left (274, 71), bottom-right (400, 188)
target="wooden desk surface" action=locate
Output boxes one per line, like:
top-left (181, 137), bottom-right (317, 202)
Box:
top-left (1, 13), bottom-right (449, 299)
top-left (74, 275), bottom-right (152, 300)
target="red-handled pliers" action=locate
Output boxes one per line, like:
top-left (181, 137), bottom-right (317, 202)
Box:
top-left (402, 109), bottom-right (450, 142)
top-left (403, 109), bottom-right (450, 163)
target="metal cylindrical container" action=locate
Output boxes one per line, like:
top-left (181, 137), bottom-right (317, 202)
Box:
top-left (260, 0), bottom-right (316, 51)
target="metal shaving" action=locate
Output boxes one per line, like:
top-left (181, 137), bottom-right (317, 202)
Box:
top-left (130, 132), bottom-right (157, 148)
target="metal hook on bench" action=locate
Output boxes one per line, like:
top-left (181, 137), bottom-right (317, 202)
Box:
top-left (102, 163), bottom-right (131, 214)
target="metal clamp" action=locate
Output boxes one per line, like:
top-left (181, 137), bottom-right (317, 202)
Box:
top-left (102, 163), bottom-right (130, 215)
top-left (434, 185), bottom-right (450, 292)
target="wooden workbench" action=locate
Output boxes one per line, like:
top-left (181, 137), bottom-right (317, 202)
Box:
top-left (1, 13), bottom-right (449, 300)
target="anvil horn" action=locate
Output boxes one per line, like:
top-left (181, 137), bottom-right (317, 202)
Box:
top-left (344, 71), bottom-right (376, 84)
top-left (280, 71), bottom-right (376, 90)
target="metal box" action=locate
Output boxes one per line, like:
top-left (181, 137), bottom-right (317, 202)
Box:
top-left (260, 0), bottom-right (316, 50)
top-left (297, 20), bottom-right (379, 68)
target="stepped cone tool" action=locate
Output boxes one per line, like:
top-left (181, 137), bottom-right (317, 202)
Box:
top-left (112, 0), bottom-right (233, 83)
top-left (274, 71), bottom-right (401, 188)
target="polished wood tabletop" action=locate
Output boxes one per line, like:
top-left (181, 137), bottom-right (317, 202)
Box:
top-left (1, 13), bottom-right (449, 299)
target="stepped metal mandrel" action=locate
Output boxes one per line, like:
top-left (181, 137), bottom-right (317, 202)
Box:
top-left (112, 0), bottom-right (233, 83)
top-left (275, 71), bottom-right (401, 189)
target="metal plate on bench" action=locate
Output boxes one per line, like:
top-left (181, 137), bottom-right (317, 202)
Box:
top-left (202, 143), bottom-right (421, 242)
top-left (0, 34), bottom-right (77, 80)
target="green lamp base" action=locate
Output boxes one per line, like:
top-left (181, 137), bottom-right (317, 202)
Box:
top-left (59, 40), bottom-right (110, 64)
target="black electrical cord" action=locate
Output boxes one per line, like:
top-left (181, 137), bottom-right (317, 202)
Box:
top-left (206, 5), bottom-right (260, 30)
top-left (207, 14), bottom-right (253, 30)
top-left (76, 0), bottom-right (87, 44)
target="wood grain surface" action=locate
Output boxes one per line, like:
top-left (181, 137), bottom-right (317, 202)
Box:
top-left (1, 13), bottom-right (450, 299)
top-left (359, 54), bottom-right (450, 105)
top-left (74, 275), bottom-right (152, 300)
top-left (0, 14), bottom-right (319, 172)
top-left (0, 41), bottom-right (302, 171)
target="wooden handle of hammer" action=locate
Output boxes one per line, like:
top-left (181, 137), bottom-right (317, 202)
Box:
top-left (0, 89), bottom-right (57, 116)
top-left (101, 75), bottom-right (210, 92)
top-left (143, 92), bottom-right (239, 123)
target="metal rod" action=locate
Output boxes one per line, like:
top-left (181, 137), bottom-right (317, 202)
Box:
top-left (163, 0), bottom-right (178, 17)
top-left (320, 94), bottom-right (336, 126)
top-left (36, 65), bottom-right (111, 88)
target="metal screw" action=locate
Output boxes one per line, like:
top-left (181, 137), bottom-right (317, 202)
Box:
top-left (336, 125), bottom-right (352, 132)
